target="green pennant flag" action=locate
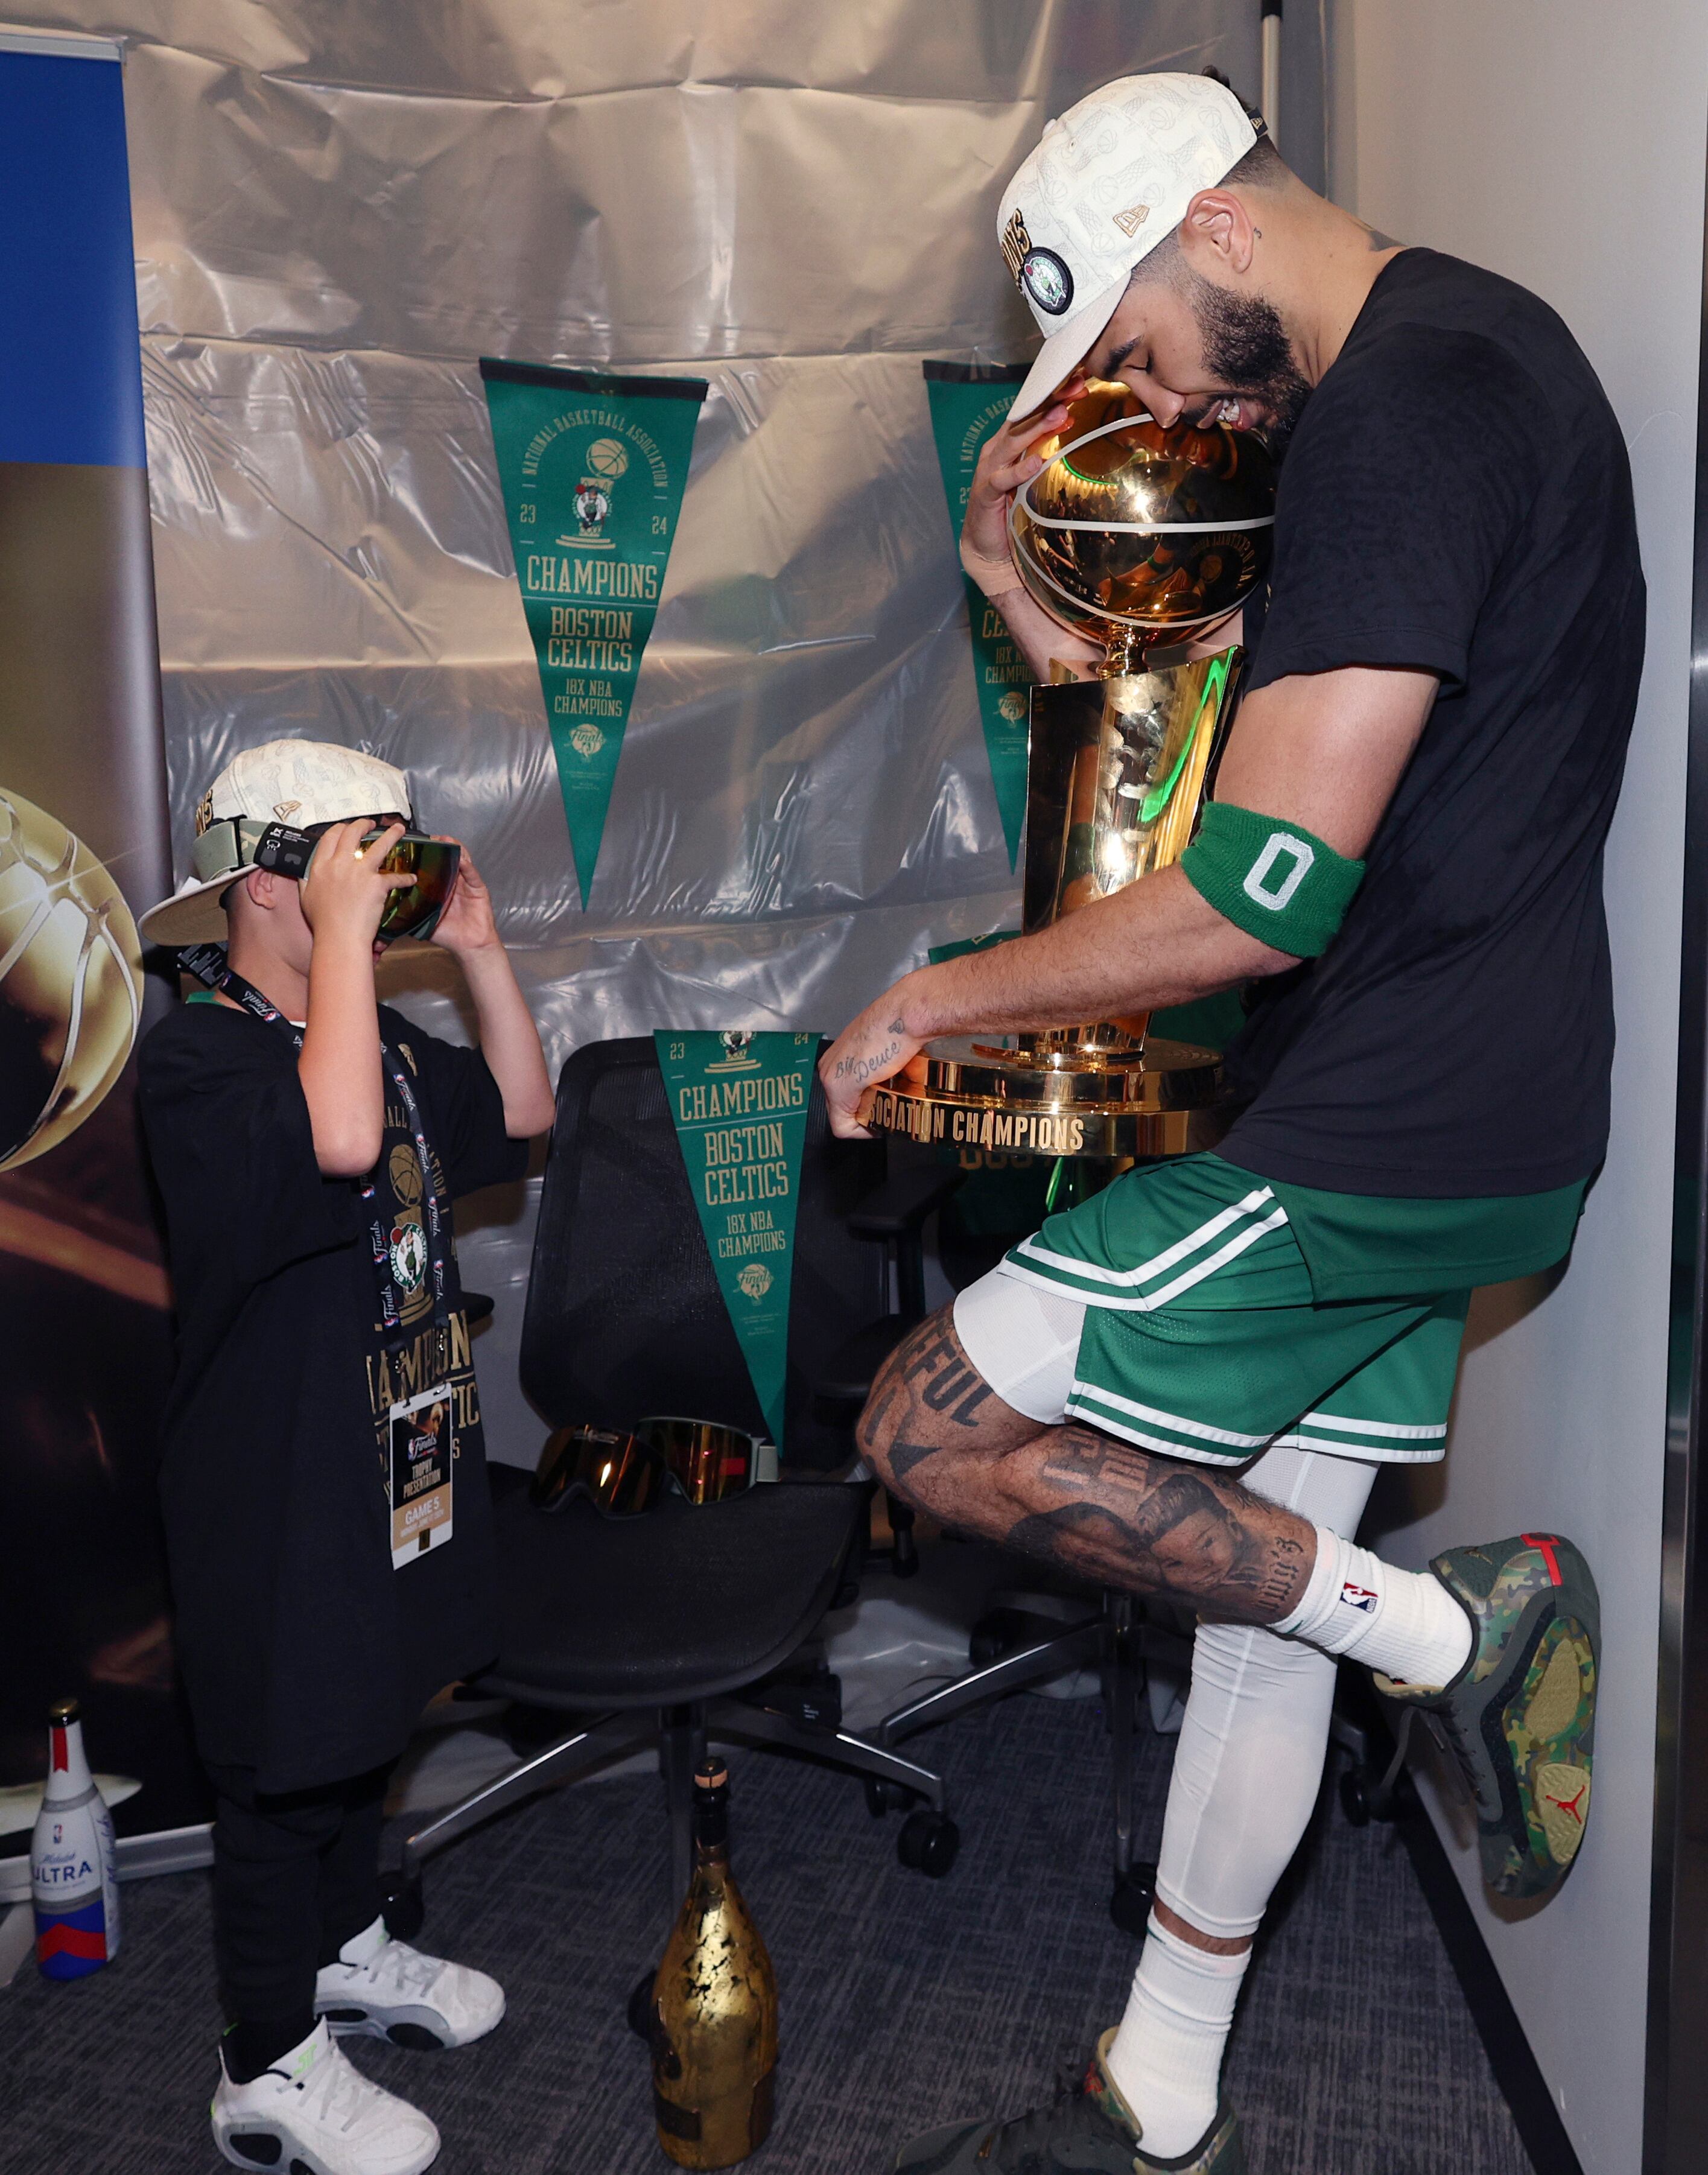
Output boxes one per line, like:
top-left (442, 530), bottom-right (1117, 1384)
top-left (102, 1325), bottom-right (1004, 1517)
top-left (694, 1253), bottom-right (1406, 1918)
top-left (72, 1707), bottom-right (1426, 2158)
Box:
top-left (481, 359), bottom-right (707, 907)
top-left (923, 361), bottom-right (1034, 869)
top-left (655, 1030), bottom-right (821, 1451)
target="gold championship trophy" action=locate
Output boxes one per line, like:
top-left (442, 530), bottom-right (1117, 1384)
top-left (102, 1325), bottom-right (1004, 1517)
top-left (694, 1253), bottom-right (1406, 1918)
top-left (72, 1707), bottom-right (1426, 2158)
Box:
top-left (866, 386), bottom-right (1277, 1160)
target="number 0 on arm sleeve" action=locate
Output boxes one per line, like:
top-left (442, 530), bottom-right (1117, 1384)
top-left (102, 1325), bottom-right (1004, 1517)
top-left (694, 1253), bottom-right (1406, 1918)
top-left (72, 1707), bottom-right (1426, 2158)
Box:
top-left (1179, 801), bottom-right (1366, 957)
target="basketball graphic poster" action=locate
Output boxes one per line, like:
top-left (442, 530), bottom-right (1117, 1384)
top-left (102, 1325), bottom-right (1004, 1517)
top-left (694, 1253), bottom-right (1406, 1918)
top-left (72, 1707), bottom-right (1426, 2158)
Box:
top-left (922, 361), bottom-right (1035, 869)
top-left (0, 39), bottom-right (209, 1861)
top-left (480, 360), bottom-right (707, 908)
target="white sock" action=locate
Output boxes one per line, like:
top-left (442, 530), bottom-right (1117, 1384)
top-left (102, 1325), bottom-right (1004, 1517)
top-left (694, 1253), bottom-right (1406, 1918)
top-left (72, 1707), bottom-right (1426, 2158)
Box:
top-left (1104, 1916), bottom-right (1249, 2159)
top-left (337, 1916), bottom-right (390, 1967)
top-left (1273, 1526), bottom-right (1472, 1689)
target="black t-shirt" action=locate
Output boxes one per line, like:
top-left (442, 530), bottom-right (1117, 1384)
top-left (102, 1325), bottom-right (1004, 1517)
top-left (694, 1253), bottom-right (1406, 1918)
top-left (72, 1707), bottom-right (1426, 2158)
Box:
top-left (139, 998), bottom-right (528, 1792)
top-left (1216, 249), bottom-right (1645, 1196)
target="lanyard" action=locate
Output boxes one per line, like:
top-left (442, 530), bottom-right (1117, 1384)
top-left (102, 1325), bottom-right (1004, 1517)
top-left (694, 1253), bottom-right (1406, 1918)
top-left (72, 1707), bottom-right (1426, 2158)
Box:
top-left (179, 944), bottom-right (452, 1357)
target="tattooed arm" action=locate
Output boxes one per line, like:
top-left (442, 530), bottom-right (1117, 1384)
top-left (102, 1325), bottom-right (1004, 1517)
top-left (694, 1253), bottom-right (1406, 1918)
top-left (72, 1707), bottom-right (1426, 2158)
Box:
top-left (818, 1000), bottom-right (922, 1138)
top-left (858, 1306), bottom-right (1315, 1624)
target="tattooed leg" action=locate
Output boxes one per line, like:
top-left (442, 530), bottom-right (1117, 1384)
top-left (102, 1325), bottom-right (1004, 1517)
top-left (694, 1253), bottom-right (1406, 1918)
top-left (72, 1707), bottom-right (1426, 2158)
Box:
top-left (858, 1304), bottom-right (1315, 1625)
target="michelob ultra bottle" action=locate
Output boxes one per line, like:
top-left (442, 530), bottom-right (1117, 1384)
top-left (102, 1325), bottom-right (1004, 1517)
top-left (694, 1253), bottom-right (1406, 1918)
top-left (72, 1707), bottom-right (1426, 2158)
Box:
top-left (31, 1699), bottom-right (121, 1980)
top-left (650, 1760), bottom-right (777, 2167)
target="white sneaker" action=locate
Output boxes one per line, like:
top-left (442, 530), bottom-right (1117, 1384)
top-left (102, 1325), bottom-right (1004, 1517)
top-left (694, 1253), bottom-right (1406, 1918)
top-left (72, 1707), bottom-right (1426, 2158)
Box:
top-left (315, 1917), bottom-right (506, 2051)
top-left (211, 2020), bottom-right (439, 2175)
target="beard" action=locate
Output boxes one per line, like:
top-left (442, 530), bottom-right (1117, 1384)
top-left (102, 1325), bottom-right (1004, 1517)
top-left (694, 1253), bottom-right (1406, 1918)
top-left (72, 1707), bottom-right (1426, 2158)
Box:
top-left (1184, 270), bottom-right (1313, 452)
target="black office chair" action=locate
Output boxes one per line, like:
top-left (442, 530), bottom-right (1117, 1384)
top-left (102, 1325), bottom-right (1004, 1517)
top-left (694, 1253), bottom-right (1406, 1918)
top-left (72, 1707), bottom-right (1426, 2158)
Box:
top-left (387, 1037), bottom-right (964, 1944)
top-left (790, 1129), bottom-right (1166, 1890)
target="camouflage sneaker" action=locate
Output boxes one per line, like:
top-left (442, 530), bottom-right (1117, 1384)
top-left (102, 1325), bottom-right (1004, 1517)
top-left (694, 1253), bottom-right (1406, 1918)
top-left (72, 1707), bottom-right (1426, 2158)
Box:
top-left (1379, 1532), bottom-right (1598, 1900)
top-left (893, 2029), bottom-right (1245, 2174)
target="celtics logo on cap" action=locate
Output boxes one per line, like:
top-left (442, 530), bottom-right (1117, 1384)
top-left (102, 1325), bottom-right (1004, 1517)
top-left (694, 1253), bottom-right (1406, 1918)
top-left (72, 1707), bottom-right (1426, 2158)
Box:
top-left (1020, 247), bottom-right (1073, 317)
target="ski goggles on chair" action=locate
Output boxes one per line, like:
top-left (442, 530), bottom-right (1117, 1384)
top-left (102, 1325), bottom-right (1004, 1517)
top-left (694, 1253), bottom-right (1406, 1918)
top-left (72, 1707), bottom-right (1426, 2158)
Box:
top-left (529, 1417), bottom-right (778, 1517)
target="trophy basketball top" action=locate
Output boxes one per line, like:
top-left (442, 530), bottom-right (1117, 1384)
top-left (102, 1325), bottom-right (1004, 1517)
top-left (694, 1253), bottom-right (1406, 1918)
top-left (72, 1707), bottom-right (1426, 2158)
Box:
top-left (1009, 384), bottom-right (1277, 652)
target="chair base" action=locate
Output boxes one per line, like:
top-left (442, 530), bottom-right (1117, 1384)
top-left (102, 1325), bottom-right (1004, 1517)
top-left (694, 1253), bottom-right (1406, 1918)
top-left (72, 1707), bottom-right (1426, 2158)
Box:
top-left (871, 1589), bottom-right (1201, 1917)
top-left (395, 1690), bottom-right (952, 1916)
top-left (867, 1587), bottom-right (1389, 1934)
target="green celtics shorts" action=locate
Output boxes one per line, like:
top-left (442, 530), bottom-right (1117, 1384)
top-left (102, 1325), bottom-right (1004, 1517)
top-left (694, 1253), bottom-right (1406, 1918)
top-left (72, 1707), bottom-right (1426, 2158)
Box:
top-left (953, 1152), bottom-right (1549, 1469)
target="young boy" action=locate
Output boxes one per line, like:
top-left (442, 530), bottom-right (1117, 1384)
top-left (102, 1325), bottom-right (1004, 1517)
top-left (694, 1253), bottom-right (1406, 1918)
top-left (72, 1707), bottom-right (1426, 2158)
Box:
top-left (138, 740), bottom-right (556, 2175)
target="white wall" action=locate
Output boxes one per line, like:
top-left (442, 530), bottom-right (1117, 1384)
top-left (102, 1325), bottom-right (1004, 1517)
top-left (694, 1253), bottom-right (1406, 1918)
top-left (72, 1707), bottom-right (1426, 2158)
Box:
top-left (1326, 7), bottom-right (1707, 2170)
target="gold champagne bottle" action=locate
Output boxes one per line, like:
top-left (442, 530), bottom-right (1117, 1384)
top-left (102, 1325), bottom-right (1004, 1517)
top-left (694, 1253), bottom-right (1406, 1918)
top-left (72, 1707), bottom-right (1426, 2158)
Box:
top-left (650, 1759), bottom-right (778, 2167)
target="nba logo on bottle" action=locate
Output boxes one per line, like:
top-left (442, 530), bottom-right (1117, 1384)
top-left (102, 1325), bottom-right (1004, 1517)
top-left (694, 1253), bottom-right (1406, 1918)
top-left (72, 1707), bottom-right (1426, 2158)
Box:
top-left (30, 1700), bottom-right (121, 1981)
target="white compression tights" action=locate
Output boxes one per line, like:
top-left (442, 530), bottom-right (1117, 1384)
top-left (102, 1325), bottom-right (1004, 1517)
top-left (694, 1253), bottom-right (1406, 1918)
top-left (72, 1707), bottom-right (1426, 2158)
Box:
top-left (1151, 1438), bottom-right (1380, 1938)
top-left (1104, 1440), bottom-right (1380, 2150)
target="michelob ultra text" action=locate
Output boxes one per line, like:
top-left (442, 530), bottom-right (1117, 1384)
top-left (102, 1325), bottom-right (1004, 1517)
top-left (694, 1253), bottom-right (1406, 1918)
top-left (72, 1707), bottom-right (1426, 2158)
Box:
top-left (31, 1698), bottom-right (121, 1980)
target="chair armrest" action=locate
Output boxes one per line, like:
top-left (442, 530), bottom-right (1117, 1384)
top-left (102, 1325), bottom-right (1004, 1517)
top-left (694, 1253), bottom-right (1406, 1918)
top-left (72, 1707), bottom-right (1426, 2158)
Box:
top-left (847, 1163), bottom-right (966, 1239)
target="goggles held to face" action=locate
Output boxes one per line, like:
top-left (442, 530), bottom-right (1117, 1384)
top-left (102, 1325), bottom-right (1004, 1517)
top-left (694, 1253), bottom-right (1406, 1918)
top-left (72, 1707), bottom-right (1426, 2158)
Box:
top-left (529, 1417), bottom-right (778, 1517)
top-left (245, 819), bottom-right (462, 945)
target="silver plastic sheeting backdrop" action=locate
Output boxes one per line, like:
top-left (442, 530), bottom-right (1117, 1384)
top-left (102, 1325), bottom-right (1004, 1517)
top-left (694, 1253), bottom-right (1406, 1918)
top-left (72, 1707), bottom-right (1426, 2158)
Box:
top-left (21, 1), bottom-right (1325, 1464)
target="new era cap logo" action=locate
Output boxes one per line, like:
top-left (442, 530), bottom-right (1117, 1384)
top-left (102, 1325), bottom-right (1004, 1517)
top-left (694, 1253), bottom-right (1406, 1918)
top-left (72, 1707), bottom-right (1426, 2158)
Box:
top-left (1113, 203), bottom-right (1150, 237)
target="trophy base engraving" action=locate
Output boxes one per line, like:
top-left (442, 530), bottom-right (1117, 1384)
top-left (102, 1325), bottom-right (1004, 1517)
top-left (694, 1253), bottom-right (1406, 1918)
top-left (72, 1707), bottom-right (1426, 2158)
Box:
top-left (864, 1035), bottom-right (1230, 1160)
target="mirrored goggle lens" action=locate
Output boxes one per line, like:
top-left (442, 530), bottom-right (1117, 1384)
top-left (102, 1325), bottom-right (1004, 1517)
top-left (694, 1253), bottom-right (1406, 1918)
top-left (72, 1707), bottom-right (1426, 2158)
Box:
top-left (369, 834), bottom-right (462, 944)
top-left (635, 1417), bottom-right (764, 1504)
top-left (530, 1426), bottom-right (663, 1517)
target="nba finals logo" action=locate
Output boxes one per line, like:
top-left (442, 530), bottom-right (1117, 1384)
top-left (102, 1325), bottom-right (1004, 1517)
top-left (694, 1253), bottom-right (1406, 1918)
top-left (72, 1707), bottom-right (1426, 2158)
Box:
top-left (561, 436), bottom-right (629, 551)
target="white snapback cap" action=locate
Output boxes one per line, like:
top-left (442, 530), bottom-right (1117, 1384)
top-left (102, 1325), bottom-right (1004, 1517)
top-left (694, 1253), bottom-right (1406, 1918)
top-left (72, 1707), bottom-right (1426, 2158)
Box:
top-left (139, 738), bottom-right (413, 946)
top-left (999, 72), bottom-right (1260, 418)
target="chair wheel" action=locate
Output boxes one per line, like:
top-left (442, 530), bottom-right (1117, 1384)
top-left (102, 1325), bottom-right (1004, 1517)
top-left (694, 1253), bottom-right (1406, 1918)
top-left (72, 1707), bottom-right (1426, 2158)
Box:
top-left (969, 1606), bottom-right (1025, 1668)
top-left (378, 1871), bottom-right (425, 1943)
top-left (1110, 1862), bottom-right (1157, 1935)
top-left (865, 1777), bottom-right (916, 1818)
top-left (1340, 1759), bottom-right (1419, 1826)
top-left (897, 1809), bottom-right (960, 1878)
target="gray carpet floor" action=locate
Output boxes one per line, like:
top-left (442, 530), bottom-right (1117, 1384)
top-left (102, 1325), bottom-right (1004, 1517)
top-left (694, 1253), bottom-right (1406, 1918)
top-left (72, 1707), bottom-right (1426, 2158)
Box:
top-left (0, 1691), bottom-right (1529, 2175)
